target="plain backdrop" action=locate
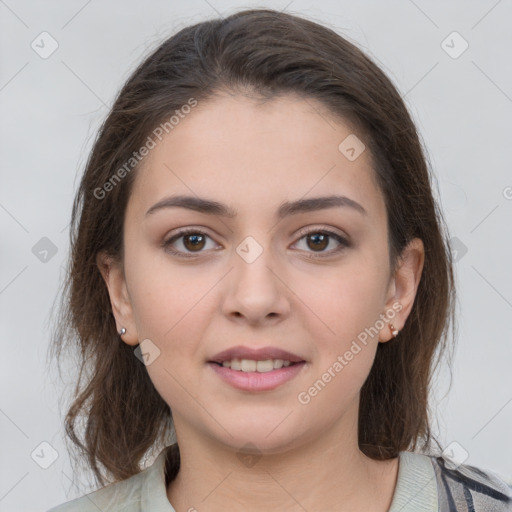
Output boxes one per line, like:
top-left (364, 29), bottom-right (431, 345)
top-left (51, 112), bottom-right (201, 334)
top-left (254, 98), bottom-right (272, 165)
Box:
top-left (1, 1), bottom-right (511, 510)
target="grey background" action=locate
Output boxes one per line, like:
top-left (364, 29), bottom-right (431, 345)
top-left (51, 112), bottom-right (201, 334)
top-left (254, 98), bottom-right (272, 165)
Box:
top-left (1, 0), bottom-right (511, 510)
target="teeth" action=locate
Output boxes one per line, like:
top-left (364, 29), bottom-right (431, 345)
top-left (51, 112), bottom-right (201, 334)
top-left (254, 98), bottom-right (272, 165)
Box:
top-left (256, 360), bottom-right (274, 372)
top-left (220, 358), bottom-right (296, 372)
top-left (241, 359), bottom-right (257, 372)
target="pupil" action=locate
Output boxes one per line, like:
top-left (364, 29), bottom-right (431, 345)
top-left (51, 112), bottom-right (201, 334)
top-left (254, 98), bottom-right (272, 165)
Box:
top-left (308, 233), bottom-right (328, 251)
top-left (185, 234), bottom-right (205, 251)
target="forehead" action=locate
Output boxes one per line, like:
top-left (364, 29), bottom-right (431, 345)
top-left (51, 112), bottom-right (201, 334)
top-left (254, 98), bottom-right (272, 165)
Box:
top-left (128, 93), bottom-right (385, 221)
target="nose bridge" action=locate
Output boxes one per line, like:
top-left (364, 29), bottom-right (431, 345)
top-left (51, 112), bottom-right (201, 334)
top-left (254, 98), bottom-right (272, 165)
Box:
top-left (233, 232), bottom-right (279, 294)
top-left (223, 233), bottom-right (289, 322)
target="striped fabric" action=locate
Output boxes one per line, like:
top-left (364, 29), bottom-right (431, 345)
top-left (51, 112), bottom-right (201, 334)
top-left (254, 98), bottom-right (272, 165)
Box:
top-left (431, 456), bottom-right (512, 511)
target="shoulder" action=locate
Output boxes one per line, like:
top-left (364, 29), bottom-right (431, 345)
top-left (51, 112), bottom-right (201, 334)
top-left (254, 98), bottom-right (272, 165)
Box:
top-left (46, 445), bottom-right (174, 512)
top-left (391, 451), bottom-right (512, 512)
top-left (429, 454), bottom-right (512, 511)
top-left (46, 471), bottom-right (145, 512)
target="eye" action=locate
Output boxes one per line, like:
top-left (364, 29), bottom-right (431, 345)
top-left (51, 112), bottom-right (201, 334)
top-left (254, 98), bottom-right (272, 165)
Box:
top-left (162, 228), bottom-right (220, 258)
top-left (293, 227), bottom-right (350, 258)
top-left (162, 226), bottom-right (350, 259)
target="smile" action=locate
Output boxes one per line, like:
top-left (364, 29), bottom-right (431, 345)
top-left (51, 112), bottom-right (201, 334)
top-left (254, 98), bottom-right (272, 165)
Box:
top-left (208, 360), bottom-right (307, 391)
top-left (215, 358), bottom-right (296, 372)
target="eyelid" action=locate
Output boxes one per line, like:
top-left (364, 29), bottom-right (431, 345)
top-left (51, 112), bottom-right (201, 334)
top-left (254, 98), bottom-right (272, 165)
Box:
top-left (162, 226), bottom-right (220, 258)
top-left (292, 225), bottom-right (350, 258)
top-left (162, 224), bottom-right (350, 258)
top-left (294, 224), bottom-right (350, 243)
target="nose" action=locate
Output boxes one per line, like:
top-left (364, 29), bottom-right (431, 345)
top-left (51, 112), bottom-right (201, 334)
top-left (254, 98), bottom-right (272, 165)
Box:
top-left (221, 241), bottom-right (291, 326)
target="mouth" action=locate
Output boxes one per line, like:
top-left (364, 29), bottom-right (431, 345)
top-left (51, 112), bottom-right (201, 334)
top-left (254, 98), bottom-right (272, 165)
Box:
top-left (207, 360), bottom-right (307, 392)
top-left (207, 345), bottom-right (307, 391)
top-left (210, 358), bottom-right (302, 372)
top-left (209, 345), bottom-right (305, 366)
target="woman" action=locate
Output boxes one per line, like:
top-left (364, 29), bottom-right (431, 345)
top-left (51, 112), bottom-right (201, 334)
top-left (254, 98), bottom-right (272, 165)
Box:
top-left (48, 8), bottom-right (512, 511)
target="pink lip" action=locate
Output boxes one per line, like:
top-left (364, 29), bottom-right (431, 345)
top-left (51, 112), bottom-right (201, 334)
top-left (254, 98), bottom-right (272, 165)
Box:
top-left (209, 361), bottom-right (307, 391)
top-left (209, 345), bottom-right (304, 364)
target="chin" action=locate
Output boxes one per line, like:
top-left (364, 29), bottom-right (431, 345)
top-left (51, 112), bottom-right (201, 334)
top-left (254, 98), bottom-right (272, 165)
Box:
top-left (207, 414), bottom-right (310, 455)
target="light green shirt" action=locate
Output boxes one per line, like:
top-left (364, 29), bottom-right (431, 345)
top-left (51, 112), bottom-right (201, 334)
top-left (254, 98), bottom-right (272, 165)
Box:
top-left (47, 446), bottom-right (511, 511)
top-left (47, 447), bottom-right (438, 511)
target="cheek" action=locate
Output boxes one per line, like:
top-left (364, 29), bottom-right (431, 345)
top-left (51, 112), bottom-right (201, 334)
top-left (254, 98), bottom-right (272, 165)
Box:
top-left (293, 254), bottom-right (388, 351)
top-left (124, 248), bottom-right (217, 409)
top-left (124, 242), bottom-right (217, 349)
top-left (293, 264), bottom-right (384, 416)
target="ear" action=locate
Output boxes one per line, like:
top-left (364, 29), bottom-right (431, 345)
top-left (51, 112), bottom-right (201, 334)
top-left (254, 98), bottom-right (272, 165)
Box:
top-left (96, 251), bottom-right (139, 346)
top-left (379, 237), bottom-right (424, 343)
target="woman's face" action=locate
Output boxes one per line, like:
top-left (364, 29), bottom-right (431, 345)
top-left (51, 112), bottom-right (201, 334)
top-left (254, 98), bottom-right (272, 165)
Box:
top-left (102, 93), bottom-right (423, 454)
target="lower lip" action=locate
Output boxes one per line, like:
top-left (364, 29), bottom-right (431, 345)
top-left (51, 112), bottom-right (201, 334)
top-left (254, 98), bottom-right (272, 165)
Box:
top-left (208, 362), bottom-right (306, 391)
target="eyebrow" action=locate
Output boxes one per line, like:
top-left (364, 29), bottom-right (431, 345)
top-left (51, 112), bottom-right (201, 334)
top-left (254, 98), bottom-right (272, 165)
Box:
top-left (145, 194), bottom-right (367, 219)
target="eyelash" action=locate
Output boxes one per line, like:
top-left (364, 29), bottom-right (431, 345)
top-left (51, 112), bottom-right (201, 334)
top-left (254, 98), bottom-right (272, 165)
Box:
top-left (162, 226), bottom-right (350, 259)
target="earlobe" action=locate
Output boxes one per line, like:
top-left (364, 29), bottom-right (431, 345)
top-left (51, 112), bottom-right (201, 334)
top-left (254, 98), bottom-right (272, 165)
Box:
top-left (379, 238), bottom-right (424, 343)
top-left (96, 251), bottom-right (139, 346)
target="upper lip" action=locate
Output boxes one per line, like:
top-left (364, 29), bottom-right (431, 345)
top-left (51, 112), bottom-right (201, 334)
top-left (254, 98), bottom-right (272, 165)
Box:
top-left (209, 345), bottom-right (305, 364)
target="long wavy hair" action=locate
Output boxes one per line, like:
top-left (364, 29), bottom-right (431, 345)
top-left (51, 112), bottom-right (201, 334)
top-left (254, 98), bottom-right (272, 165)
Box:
top-left (50, 8), bottom-right (456, 488)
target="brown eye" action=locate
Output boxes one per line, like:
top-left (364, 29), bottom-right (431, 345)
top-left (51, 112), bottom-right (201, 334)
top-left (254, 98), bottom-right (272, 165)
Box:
top-left (182, 233), bottom-right (206, 251)
top-left (163, 229), bottom-right (219, 258)
top-left (294, 228), bottom-right (350, 258)
top-left (306, 233), bottom-right (329, 251)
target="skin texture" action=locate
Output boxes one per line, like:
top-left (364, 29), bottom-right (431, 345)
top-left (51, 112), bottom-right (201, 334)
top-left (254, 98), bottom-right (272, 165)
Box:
top-left (98, 93), bottom-right (424, 511)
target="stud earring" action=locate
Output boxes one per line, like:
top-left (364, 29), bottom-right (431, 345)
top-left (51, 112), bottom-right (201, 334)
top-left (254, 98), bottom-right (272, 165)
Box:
top-left (119, 327), bottom-right (127, 336)
top-left (389, 324), bottom-right (399, 338)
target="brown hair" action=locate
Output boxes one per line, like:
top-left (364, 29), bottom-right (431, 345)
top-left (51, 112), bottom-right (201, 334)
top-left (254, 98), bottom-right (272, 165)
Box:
top-left (50, 8), bottom-right (456, 487)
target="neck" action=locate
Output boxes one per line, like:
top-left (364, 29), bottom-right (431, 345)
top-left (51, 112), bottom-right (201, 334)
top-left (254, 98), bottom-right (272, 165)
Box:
top-left (166, 407), bottom-right (399, 512)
